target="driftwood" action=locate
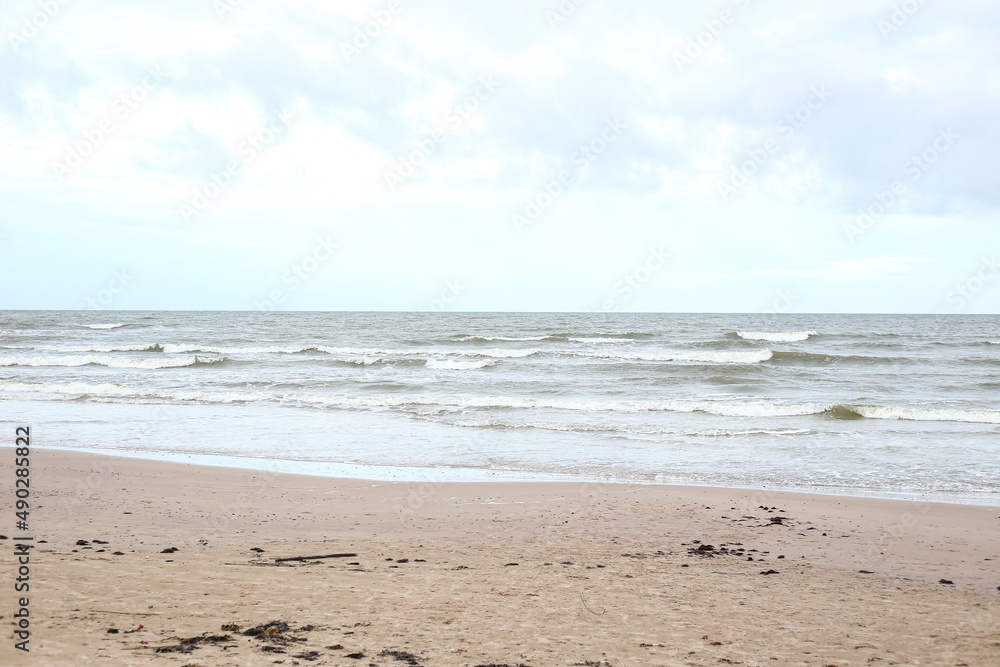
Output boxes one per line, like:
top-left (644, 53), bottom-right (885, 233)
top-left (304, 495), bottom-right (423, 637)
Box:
top-left (273, 552), bottom-right (358, 563)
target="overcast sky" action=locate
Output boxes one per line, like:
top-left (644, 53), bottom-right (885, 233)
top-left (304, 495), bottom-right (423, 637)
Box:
top-left (1, 0), bottom-right (998, 312)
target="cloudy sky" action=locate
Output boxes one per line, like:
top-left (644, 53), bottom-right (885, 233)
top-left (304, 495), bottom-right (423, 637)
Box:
top-left (1, 0), bottom-right (998, 312)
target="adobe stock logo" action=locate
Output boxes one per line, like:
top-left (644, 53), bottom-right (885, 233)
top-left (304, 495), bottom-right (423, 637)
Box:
top-left (52, 66), bottom-right (167, 182)
top-left (601, 246), bottom-right (669, 312)
top-left (944, 257), bottom-right (998, 312)
top-left (254, 236), bottom-right (339, 312)
top-left (878, 0), bottom-right (930, 40)
top-left (180, 108), bottom-right (294, 222)
top-left (546, 0), bottom-right (587, 29)
top-left (7, 0), bottom-right (72, 52)
top-left (718, 85), bottom-right (831, 201)
top-left (78, 270), bottom-right (135, 310)
top-left (214, 0), bottom-right (246, 20)
top-left (341, 0), bottom-right (408, 63)
top-left (384, 75), bottom-right (500, 191)
top-left (675, 0), bottom-right (754, 72)
top-left (512, 117), bottom-right (626, 233)
top-left (423, 279), bottom-right (468, 312)
top-left (844, 127), bottom-right (959, 243)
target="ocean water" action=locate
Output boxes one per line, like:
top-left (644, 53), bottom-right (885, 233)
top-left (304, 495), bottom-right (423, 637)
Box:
top-left (1, 312), bottom-right (998, 504)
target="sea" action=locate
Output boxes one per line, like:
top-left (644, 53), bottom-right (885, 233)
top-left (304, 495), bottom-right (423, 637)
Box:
top-left (1, 312), bottom-right (998, 504)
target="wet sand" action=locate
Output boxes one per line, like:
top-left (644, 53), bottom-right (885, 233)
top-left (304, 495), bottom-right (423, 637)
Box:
top-left (1, 447), bottom-right (998, 666)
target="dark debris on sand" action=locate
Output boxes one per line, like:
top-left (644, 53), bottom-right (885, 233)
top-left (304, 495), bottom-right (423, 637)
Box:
top-left (293, 650), bottom-right (323, 661)
top-left (686, 543), bottom-right (754, 558)
top-left (261, 645), bottom-right (286, 654)
top-left (380, 648), bottom-right (423, 664)
top-left (154, 634), bottom-right (235, 654)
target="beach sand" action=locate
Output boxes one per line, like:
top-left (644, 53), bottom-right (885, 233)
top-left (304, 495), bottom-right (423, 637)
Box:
top-left (1, 447), bottom-right (998, 666)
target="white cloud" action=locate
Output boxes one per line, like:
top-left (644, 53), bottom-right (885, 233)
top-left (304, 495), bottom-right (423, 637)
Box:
top-left (1, 0), bottom-right (998, 311)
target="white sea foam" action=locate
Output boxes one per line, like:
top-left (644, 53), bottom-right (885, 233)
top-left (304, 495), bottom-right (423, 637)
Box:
top-left (82, 323), bottom-right (127, 329)
top-left (320, 346), bottom-right (539, 359)
top-left (462, 348), bottom-right (539, 359)
top-left (316, 346), bottom-right (423, 357)
top-left (455, 335), bottom-right (548, 342)
top-left (344, 356), bottom-right (383, 365)
top-left (412, 415), bottom-right (812, 437)
top-left (42, 343), bottom-right (539, 361)
top-left (0, 380), bottom-right (267, 403)
top-left (566, 337), bottom-right (634, 343)
top-left (737, 331), bottom-right (818, 342)
top-left (289, 394), bottom-right (816, 416)
top-left (426, 359), bottom-right (495, 370)
top-left (675, 350), bottom-right (774, 363)
top-left (0, 354), bottom-right (220, 369)
top-left (0, 380), bottom-right (149, 399)
top-left (37, 344), bottom-right (162, 353)
top-left (573, 349), bottom-right (773, 364)
top-left (664, 400), bottom-right (827, 417)
top-left (4, 376), bottom-right (998, 426)
top-left (160, 344), bottom-right (313, 355)
top-left (851, 405), bottom-right (1000, 424)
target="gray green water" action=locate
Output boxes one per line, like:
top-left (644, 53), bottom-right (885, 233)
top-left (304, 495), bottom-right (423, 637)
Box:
top-left (1, 312), bottom-right (998, 503)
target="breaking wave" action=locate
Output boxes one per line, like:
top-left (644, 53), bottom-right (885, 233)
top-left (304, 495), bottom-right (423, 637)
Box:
top-left (455, 335), bottom-right (548, 342)
top-left (36, 344), bottom-right (164, 353)
top-left (573, 349), bottom-right (773, 364)
top-left (736, 331), bottom-right (818, 342)
top-left (0, 355), bottom-right (222, 369)
top-left (838, 405), bottom-right (1000, 424)
top-left (2, 380), bottom-right (998, 424)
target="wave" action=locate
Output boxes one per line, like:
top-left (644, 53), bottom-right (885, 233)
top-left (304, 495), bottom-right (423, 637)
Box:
top-left (989, 341), bottom-right (1000, 345)
top-left (82, 323), bottom-right (127, 330)
top-left (455, 335), bottom-right (548, 342)
top-left (36, 344), bottom-right (164, 353)
top-left (468, 348), bottom-right (539, 359)
top-left (425, 359), bottom-right (495, 370)
top-left (0, 354), bottom-right (222, 369)
top-left (769, 350), bottom-right (901, 364)
top-left (455, 332), bottom-right (653, 343)
top-left (548, 331), bottom-right (655, 341)
top-left (573, 349), bottom-right (773, 364)
top-left (320, 346), bottom-right (539, 360)
top-left (0, 380), bottom-right (269, 403)
top-left (413, 416), bottom-right (812, 437)
top-left (4, 379), bottom-right (997, 424)
top-left (736, 331), bottom-right (818, 342)
top-left (162, 344), bottom-right (315, 355)
top-left (345, 356), bottom-right (387, 366)
top-left (27, 343), bottom-right (542, 361)
top-left (309, 346), bottom-right (540, 360)
top-left (837, 405), bottom-right (1000, 425)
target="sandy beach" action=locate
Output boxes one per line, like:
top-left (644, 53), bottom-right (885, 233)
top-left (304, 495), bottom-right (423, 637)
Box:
top-left (1, 447), bottom-right (998, 666)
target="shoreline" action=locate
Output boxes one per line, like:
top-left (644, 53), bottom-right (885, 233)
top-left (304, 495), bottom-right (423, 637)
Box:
top-left (36, 444), bottom-right (1000, 507)
top-left (2, 446), bottom-right (998, 665)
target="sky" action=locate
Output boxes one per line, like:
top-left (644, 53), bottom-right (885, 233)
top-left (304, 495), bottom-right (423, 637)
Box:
top-left (1, 0), bottom-right (998, 313)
